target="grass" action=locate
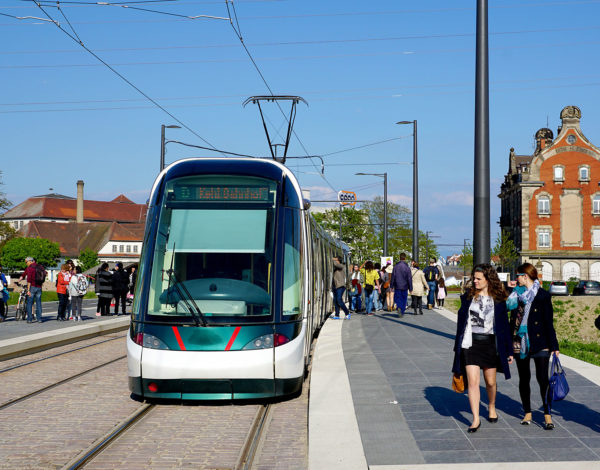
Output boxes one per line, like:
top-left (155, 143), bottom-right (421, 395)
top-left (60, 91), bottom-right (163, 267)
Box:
top-left (559, 339), bottom-right (600, 367)
top-left (6, 290), bottom-right (97, 305)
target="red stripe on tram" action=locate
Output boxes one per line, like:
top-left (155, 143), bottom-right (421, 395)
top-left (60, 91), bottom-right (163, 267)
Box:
top-left (225, 326), bottom-right (241, 351)
top-left (172, 326), bottom-right (186, 351)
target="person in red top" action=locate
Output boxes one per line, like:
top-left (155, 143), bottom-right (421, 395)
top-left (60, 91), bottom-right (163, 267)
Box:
top-left (21, 256), bottom-right (44, 323)
top-left (56, 263), bottom-right (71, 321)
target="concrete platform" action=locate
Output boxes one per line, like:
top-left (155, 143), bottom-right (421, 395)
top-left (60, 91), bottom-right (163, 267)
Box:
top-left (309, 308), bottom-right (600, 469)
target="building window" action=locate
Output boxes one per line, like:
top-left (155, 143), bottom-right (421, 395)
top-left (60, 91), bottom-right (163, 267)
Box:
top-left (119, 244), bottom-right (124, 252)
top-left (594, 195), bottom-right (600, 215)
top-left (112, 244), bottom-right (118, 253)
top-left (553, 166), bottom-right (564, 181)
top-left (538, 196), bottom-right (550, 215)
top-left (538, 230), bottom-right (550, 248)
top-left (19, 221), bottom-right (24, 229)
top-left (126, 245), bottom-right (131, 253)
top-left (579, 166), bottom-right (590, 181)
top-left (133, 245), bottom-right (138, 253)
top-left (13, 221), bottom-right (19, 229)
top-left (593, 229), bottom-right (600, 248)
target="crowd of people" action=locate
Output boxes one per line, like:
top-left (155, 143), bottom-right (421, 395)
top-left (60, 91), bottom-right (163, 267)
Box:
top-left (334, 254), bottom-right (448, 319)
top-left (4, 257), bottom-right (137, 324)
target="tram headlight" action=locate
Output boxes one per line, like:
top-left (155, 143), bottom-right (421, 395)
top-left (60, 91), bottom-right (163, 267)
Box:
top-left (135, 333), bottom-right (170, 350)
top-left (242, 333), bottom-right (290, 350)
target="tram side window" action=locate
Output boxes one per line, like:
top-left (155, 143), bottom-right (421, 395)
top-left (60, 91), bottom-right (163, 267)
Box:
top-left (283, 209), bottom-right (303, 319)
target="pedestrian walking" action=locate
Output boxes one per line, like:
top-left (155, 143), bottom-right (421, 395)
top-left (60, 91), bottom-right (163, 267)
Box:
top-left (0, 266), bottom-right (8, 321)
top-left (112, 262), bottom-right (129, 315)
top-left (332, 256), bottom-right (350, 319)
top-left (360, 260), bottom-right (380, 316)
top-left (452, 264), bottom-right (513, 433)
top-left (374, 262), bottom-right (383, 311)
top-left (385, 261), bottom-right (394, 312)
top-left (423, 258), bottom-right (439, 310)
top-left (409, 261), bottom-right (428, 315)
top-left (68, 265), bottom-right (88, 322)
top-left (56, 264), bottom-right (71, 321)
top-left (390, 253), bottom-right (412, 318)
top-left (349, 264), bottom-right (363, 312)
top-left (21, 256), bottom-right (45, 323)
top-left (507, 263), bottom-right (559, 430)
top-left (437, 277), bottom-right (447, 308)
top-left (95, 263), bottom-right (113, 316)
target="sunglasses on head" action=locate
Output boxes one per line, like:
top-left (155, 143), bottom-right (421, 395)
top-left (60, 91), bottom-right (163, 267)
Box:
top-left (516, 273), bottom-right (525, 277)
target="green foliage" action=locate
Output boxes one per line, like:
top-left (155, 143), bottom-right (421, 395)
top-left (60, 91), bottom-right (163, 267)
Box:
top-left (559, 339), bottom-right (600, 367)
top-left (0, 171), bottom-right (11, 213)
top-left (0, 222), bottom-right (17, 252)
top-left (0, 237), bottom-right (61, 270)
top-left (6, 290), bottom-right (96, 305)
top-left (491, 229), bottom-right (519, 272)
top-left (78, 248), bottom-right (99, 272)
top-left (460, 243), bottom-right (473, 272)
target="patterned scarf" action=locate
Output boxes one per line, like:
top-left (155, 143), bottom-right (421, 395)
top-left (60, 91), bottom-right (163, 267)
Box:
top-left (508, 279), bottom-right (540, 358)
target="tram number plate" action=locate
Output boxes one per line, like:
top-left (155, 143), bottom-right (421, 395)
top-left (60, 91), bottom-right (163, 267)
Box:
top-left (175, 185), bottom-right (271, 201)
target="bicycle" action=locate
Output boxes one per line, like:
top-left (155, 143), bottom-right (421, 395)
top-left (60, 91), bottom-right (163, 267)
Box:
top-left (14, 282), bottom-right (28, 321)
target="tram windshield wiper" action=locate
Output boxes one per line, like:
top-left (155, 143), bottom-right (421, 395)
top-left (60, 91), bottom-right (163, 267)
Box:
top-left (164, 268), bottom-right (208, 327)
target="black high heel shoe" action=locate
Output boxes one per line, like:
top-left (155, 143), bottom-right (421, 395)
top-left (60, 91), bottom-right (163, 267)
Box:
top-left (467, 422), bottom-right (481, 433)
top-left (487, 416), bottom-right (498, 423)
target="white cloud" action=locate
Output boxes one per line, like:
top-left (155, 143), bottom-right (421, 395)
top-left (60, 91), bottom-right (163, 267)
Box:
top-left (430, 191), bottom-right (474, 207)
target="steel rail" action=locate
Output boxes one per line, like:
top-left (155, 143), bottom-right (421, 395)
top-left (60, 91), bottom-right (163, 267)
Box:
top-left (236, 404), bottom-right (272, 470)
top-left (0, 334), bottom-right (125, 374)
top-left (0, 355), bottom-right (126, 411)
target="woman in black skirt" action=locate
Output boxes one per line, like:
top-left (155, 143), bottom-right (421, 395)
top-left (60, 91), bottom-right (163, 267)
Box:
top-left (452, 264), bottom-right (514, 432)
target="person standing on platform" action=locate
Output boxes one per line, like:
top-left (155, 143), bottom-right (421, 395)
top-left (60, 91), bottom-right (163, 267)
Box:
top-left (409, 261), bottom-right (428, 315)
top-left (112, 262), bottom-right (129, 315)
top-left (452, 264), bottom-right (513, 433)
top-left (332, 256), bottom-right (350, 319)
top-left (64, 260), bottom-right (75, 320)
top-left (0, 266), bottom-right (8, 321)
top-left (360, 260), bottom-right (380, 316)
top-left (95, 263), bottom-right (113, 316)
top-left (385, 261), bottom-right (394, 312)
top-left (21, 256), bottom-right (45, 323)
top-left (437, 277), bottom-right (448, 308)
top-left (56, 264), bottom-right (71, 321)
top-left (390, 253), bottom-right (412, 318)
top-left (374, 262), bottom-right (383, 311)
top-left (68, 265), bottom-right (87, 322)
top-left (349, 264), bottom-right (363, 312)
top-left (129, 266), bottom-right (137, 295)
top-left (507, 262), bottom-right (559, 430)
top-left (423, 258), bottom-right (439, 310)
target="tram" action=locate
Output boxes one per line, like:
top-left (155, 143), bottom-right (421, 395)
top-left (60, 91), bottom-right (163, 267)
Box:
top-left (127, 158), bottom-right (350, 400)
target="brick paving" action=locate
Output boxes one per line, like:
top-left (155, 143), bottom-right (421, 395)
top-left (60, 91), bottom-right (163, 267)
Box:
top-left (343, 310), bottom-right (600, 466)
top-left (86, 405), bottom-right (260, 469)
top-left (0, 359), bottom-right (140, 469)
top-left (0, 333), bottom-right (127, 407)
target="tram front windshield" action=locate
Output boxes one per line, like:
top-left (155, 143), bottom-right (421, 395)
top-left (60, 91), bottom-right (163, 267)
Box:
top-left (146, 175), bottom-right (277, 324)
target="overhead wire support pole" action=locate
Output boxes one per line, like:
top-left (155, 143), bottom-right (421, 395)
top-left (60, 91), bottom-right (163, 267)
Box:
top-left (474, 0), bottom-right (490, 265)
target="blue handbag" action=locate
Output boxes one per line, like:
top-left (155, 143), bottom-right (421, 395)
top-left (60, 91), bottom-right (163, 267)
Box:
top-left (548, 354), bottom-right (569, 404)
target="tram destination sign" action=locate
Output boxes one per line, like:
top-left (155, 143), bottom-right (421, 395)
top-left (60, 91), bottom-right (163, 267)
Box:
top-left (174, 184), bottom-right (271, 202)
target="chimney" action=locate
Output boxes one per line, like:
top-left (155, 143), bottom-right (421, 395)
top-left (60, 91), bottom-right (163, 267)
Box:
top-left (76, 180), bottom-right (84, 223)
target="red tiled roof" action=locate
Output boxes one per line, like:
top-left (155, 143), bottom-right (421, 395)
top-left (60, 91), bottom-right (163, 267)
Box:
top-left (2, 196), bottom-right (147, 224)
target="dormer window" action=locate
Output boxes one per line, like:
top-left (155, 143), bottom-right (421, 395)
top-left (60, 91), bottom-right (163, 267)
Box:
top-left (553, 166), bottom-right (564, 182)
top-left (579, 165), bottom-right (590, 182)
top-left (538, 196), bottom-right (550, 215)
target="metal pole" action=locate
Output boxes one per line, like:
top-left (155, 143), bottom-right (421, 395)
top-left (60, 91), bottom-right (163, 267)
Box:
top-left (383, 173), bottom-right (388, 257)
top-left (464, 238), bottom-right (469, 277)
top-left (160, 124), bottom-right (166, 172)
top-left (474, 0), bottom-right (490, 265)
top-left (412, 120), bottom-right (419, 264)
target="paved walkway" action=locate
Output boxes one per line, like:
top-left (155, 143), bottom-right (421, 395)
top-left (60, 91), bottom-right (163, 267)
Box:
top-left (310, 308), bottom-right (600, 469)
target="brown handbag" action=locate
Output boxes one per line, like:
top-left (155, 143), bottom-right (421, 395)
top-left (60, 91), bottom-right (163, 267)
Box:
top-left (383, 281), bottom-right (390, 289)
top-left (451, 374), bottom-right (465, 393)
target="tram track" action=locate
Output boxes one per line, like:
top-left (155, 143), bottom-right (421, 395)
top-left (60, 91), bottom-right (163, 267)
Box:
top-left (237, 404), bottom-right (272, 470)
top-left (0, 333), bottom-right (125, 374)
top-left (0, 355), bottom-right (127, 411)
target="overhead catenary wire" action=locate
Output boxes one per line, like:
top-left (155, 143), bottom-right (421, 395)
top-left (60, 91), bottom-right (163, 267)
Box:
top-left (29, 0), bottom-right (228, 156)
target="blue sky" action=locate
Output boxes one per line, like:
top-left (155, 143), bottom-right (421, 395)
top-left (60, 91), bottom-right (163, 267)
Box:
top-left (2, 0), bottom-right (600, 257)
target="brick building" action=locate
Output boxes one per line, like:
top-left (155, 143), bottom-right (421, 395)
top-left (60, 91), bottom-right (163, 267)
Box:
top-left (499, 106), bottom-right (600, 281)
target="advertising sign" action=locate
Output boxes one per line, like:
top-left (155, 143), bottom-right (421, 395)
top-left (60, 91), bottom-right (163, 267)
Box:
top-left (338, 190), bottom-right (357, 206)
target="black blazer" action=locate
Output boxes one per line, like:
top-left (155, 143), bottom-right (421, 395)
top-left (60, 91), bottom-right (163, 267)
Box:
top-left (515, 288), bottom-right (559, 354)
top-left (452, 294), bottom-right (513, 380)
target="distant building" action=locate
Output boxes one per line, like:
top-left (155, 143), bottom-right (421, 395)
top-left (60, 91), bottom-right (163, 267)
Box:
top-left (499, 106), bottom-right (600, 281)
top-left (446, 254), bottom-right (463, 266)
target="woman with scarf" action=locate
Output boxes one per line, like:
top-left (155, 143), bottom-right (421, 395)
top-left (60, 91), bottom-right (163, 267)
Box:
top-left (452, 264), bottom-right (513, 433)
top-left (507, 263), bottom-right (559, 430)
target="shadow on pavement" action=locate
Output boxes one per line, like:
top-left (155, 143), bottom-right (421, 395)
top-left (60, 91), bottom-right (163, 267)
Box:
top-left (554, 399), bottom-right (600, 434)
top-left (374, 312), bottom-right (456, 341)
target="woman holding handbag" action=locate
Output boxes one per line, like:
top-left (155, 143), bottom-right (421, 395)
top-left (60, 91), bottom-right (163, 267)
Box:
top-left (360, 260), bottom-right (380, 316)
top-left (507, 263), bottom-right (559, 430)
top-left (452, 264), bottom-right (513, 433)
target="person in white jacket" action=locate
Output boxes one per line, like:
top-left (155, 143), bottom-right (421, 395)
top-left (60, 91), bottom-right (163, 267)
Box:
top-left (68, 266), bottom-right (88, 322)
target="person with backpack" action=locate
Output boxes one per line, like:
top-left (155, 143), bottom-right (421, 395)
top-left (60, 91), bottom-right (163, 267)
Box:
top-left (349, 264), bottom-right (363, 312)
top-left (21, 256), bottom-right (45, 323)
top-left (423, 258), bottom-right (439, 310)
top-left (112, 262), bottom-right (130, 315)
top-left (68, 265), bottom-right (87, 322)
top-left (56, 264), bottom-right (71, 321)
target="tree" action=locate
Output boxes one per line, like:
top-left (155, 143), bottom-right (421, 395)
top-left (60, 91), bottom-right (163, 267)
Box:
top-left (0, 171), bottom-right (10, 214)
top-left (492, 229), bottom-right (520, 272)
top-left (0, 170), bottom-right (16, 251)
top-left (460, 243), bottom-right (473, 274)
top-left (0, 237), bottom-right (61, 271)
top-left (78, 248), bottom-right (99, 272)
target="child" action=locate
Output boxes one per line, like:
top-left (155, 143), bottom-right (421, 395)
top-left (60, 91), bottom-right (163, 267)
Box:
top-left (437, 277), bottom-right (447, 308)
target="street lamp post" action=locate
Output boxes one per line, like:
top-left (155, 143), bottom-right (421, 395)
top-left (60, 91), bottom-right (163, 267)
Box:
top-left (397, 120), bottom-right (418, 264)
top-left (356, 172), bottom-right (388, 257)
top-left (160, 124), bottom-right (181, 171)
